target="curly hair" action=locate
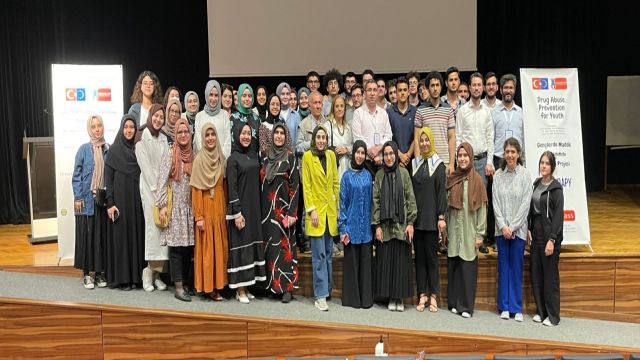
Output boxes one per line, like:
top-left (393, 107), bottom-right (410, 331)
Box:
top-left (323, 68), bottom-right (343, 91)
top-left (129, 70), bottom-right (163, 104)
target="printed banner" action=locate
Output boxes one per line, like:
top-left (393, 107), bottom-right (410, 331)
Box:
top-left (520, 68), bottom-right (590, 246)
top-left (52, 64), bottom-right (123, 260)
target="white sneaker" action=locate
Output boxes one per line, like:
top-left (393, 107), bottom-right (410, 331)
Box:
top-left (542, 317), bottom-right (554, 326)
top-left (83, 276), bottom-right (95, 290)
top-left (396, 300), bottom-right (405, 312)
top-left (461, 312), bottom-right (471, 318)
top-left (500, 311), bottom-right (510, 320)
top-left (388, 301), bottom-right (397, 311)
top-left (142, 267), bottom-right (154, 292)
top-left (153, 273), bottom-right (167, 291)
top-left (532, 314), bottom-right (542, 323)
top-left (451, 308), bottom-right (458, 314)
top-left (315, 298), bottom-right (329, 311)
top-left (514, 313), bottom-right (524, 322)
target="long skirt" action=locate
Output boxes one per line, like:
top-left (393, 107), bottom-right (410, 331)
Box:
top-left (74, 203), bottom-right (107, 274)
top-left (342, 242), bottom-right (373, 308)
top-left (373, 239), bottom-right (413, 300)
top-left (447, 256), bottom-right (478, 315)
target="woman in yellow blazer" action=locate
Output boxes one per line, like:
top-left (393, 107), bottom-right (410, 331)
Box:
top-left (302, 125), bottom-right (339, 312)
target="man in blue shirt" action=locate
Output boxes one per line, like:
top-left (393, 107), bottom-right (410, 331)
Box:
top-left (387, 77), bottom-right (416, 168)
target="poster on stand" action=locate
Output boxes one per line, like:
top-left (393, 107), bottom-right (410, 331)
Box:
top-left (52, 64), bottom-right (123, 260)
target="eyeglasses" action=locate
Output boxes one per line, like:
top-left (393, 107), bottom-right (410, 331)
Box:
top-left (142, 81), bottom-right (154, 87)
top-left (169, 110), bottom-right (181, 116)
top-left (308, 79), bottom-right (320, 84)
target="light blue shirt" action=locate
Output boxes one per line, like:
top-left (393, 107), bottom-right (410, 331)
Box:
top-left (280, 108), bottom-right (301, 152)
top-left (492, 103), bottom-right (524, 158)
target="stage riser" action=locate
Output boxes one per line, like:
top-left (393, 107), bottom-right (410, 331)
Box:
top-left (0, 300), bottom-right (636, 359)
top-left (296, 255), bottom-right (640, 320)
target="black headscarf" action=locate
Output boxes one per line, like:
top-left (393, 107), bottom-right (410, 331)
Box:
top-left (265, 123), bottom-right (289, 184)
top-left (351, 140), bottom-right (367, 171)
top-left (379, 141), bottom-right (405, 224)
top-left (254, 85), bottom-right (268, 120)
top-left (231, 122), bottom-right (257, 159)
top-left (310, 125), bottom-right (327, 158)
top-left (265, 93), bottom-right (281, 125)
top-left (105, 115), bottom-right (140, 179)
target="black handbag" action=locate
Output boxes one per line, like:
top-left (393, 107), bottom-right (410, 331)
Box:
top-left (94, 188), bottom-right (108, 207)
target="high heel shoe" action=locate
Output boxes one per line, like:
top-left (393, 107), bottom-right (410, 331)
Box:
top-left (236, 291), bottom-right (250, 304)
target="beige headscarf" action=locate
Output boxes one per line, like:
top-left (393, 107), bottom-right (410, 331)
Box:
top-left (190, 123), bottom-right (225, 197)
top-left (87, 114), bottom-right (106, 190)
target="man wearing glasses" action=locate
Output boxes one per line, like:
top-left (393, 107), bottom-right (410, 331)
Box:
top-left (407, 71), bottom-right (421, 107)
top-left (306, 71), bottom-right (321, 92)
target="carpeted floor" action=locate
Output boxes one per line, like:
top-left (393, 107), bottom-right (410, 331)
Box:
top-left (1, 270), bottom-right (638, 349)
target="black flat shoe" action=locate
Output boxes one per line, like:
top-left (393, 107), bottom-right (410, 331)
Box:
top-left (282, 292), bottom-right (292, 303)
top-left (175, 291), bottom-right (192, 302)
top-left (119, 284), bottom-right (132, 291)
top-left (479, 245), bottom-right (489, 254)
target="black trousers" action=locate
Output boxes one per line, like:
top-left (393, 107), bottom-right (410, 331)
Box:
top-left (296, 180), bottom-right (309, 250)
top-left (342, 242), bottom-right (373, 309)
top-left (169, 246), bottom-right (193, 283)
top-left (447, 256), bottom-right (478, 315)
top-left (414, 230), bottom-right (440, 295)
top-left (530, 216), bottom-right (561, 325)
top-left (485, 156), bottom-right (503, 245)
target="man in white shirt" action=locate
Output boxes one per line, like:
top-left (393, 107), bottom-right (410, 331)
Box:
top-left (352, 80), bottom-right (393, 175)
top-left (456, 72), bottom-right (495, 185)
top-left (481, 71), bottom-right (502, 109)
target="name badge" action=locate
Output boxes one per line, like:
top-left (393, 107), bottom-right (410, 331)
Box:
top-left (374, 133), bottom-right (381, 145)
top-left (505, 130), bottom-right (514, 139)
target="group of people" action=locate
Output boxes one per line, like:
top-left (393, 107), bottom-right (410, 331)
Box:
top-left (71, 67), bottom-right (564, 326)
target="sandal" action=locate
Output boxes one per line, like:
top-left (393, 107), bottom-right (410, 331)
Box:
top-left (416, 294), bottom-right (429, 312)
top-left (208, 291), bottom-right (224, 301)
top-left (429, 295), bottom-right (439, 312)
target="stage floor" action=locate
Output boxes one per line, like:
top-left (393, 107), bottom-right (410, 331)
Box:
top-left (1, 270), bottom-right (639, 350)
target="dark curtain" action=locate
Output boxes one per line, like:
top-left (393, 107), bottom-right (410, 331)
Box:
top-left (1, 0), bottom-right (639, 224)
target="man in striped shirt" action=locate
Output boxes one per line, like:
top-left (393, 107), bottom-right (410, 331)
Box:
top-left (413, 71), bottom-right (456, 175)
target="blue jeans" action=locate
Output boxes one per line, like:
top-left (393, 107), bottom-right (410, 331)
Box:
top-left (474, 155), bottom-right (488, 185)
top-left (496, 235), bottom-right (525, 313)
top-left (310, 229), bottom-right (333, 299)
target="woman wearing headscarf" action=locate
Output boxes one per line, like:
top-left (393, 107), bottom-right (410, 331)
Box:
top-left (493, 138), bottom-right (532, 322)
top-left (297, 87), bottom-right (311, 120)
top-left (259, 94), bottom-right (291, 156)
top-left (290, 88), bottom-right (298, 112)
top-left (230, 83), bottom-right (261, 155)
top-left (338, 140), bottom-right (373, 309)
top-left (302, 126), bottom-right (339, 311)
top-left (134, 104), bottom-right (169, 292)
top-left (162, 97), bottom-right (182, 146)
top-left (72, 114), bottom-right (109, 289)
top-left (128, 70), bottom-right (163, 126)
top-left (328, 95), bottom-right (352, 181)
top-left (226, 123), bottom-right (266, 303)
top-left (260, 123), bottom-right (300, 303)
top-left (252, 85), bottom-right (268, 120)
top-left (182, 90), bottom-right (200, 127)
top-left (104, 115), bottom-right (145, 290)
top-left (156, 118), bottom-right (196, 302)
top-left (191, 123), bottom-right (229, 301)
top-left (194, 80), bottom-right (232, 157)
top-left (528, 151), bottom-right (563, 326)
top-left (446, 143), bottom-right (488, 318)
top-left (411, 127), bottom-right (447, 313)
top-left (372, 141), bottom-right (417, 312)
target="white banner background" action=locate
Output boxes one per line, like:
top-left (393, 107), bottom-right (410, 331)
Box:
top-left (52, 64), bottom-right (124, 260)
top-left (520, 68), bottom-right (591, 246)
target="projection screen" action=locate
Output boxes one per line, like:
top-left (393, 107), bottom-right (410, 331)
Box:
top-left (207, 0), bottom-right (477, 77)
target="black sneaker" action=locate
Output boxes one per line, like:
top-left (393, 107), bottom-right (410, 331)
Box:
top-left (282, 292), bottom-right (292, 303)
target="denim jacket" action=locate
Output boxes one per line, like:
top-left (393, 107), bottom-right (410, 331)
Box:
top-left (72, 142), bottom-right (109, 215)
